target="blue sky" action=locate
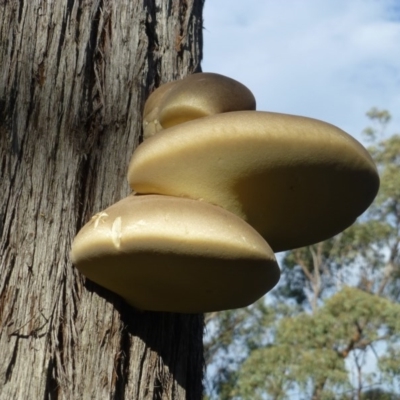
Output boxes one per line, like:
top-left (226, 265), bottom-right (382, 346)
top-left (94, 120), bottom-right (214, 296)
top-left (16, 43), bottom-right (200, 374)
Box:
top-left (202, 0), bottom-right (400, 142)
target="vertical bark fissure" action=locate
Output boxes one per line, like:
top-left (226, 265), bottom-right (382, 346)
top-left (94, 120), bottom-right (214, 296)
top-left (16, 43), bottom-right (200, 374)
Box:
top-left (144, 0), bottom-right (162, 101)
top-left (5, 337), bottom-right (18, 382)
top-left (82, 0), bottom-right (103, 122)
top-left (113, 323), bottom-right (131, 400)
top-left (43, 356), bottom-right (58, 400)
top-left (56, 7), bottom-right (68, 70)
top-left (18, 0), bottom-right (25, 24)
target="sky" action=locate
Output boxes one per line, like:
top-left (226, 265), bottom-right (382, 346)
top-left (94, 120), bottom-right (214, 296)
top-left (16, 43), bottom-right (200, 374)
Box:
top-left (202, 0), bottom-right (400, 143)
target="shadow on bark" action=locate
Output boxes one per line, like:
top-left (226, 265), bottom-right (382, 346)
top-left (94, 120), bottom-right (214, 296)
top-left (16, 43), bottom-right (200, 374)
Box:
top-left (84, 279), bottom-right (205, 396)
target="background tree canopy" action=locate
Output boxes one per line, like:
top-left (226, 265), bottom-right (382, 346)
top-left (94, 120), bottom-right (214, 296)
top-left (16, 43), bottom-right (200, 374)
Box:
top-left (204, 110), bottom-right (400, 400)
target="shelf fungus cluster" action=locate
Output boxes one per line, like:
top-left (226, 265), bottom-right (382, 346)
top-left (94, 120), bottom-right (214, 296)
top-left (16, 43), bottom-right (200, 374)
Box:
top-left (71, 73), bottom-right (380, 313)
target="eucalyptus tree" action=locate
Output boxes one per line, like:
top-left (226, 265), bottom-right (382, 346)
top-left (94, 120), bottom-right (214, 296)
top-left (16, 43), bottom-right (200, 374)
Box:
top-left (0, 1), bottom-right (205, 399)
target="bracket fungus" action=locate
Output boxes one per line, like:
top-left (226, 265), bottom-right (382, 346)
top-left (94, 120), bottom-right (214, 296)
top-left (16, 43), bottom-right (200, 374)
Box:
top-left (71, 195), bottom-right (279, 313)
top-left (71, 72), bottom-right (379, 313)
top-left (142, 72), bottom-right (256, 139)
top-left (129, 110), bottom-right (379, 252)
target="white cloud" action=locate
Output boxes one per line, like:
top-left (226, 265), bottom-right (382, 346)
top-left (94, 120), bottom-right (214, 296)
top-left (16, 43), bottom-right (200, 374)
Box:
top-left (202, 0), bottom-right (400, 140)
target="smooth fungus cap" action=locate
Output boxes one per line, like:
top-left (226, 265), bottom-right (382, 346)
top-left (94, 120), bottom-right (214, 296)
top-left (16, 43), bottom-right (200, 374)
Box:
top-left (71, 195), bottom-right (279, 313)
top-left (128, 111), bottom-right (380, 252)
top-left (142, 73), bottom-right (256, 138)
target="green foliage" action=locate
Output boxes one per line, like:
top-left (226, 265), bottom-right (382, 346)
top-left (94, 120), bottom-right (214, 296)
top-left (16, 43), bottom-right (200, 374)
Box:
top-left (379, 346), bottom-right (400, 384)
top-left (204, 109), bottom-right (400, 400)
top-left (236, 287), bottom-right (400, 400)
top-left (363, 108), bottom-right (391, 140)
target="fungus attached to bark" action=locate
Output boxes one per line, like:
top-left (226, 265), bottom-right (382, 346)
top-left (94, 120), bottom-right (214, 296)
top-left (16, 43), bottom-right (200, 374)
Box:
top-left (142, 72), bottom-right (256, 139)
top-left (128, 111), bottom-right (380, 252)
top-left (71, 194), bottom-right (279, 313)
top-left (72, 72), bottom-right (380, 313)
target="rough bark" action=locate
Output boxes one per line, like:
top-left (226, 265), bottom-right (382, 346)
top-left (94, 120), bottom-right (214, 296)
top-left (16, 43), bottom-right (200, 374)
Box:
top-left (0, 0), bottom-right (204, 399)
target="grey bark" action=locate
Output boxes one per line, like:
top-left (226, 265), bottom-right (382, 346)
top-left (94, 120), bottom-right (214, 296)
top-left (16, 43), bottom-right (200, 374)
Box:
top-left (0, 0), bottom-right (204, 399)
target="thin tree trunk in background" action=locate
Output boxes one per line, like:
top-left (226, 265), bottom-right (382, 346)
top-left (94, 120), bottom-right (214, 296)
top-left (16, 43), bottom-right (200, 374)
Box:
top-left (0, 1), bottom-right (204, 399)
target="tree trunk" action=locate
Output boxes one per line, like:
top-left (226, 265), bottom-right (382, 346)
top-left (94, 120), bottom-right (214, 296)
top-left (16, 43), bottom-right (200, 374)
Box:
top-left (0, 1), bottom-right (204, 399)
